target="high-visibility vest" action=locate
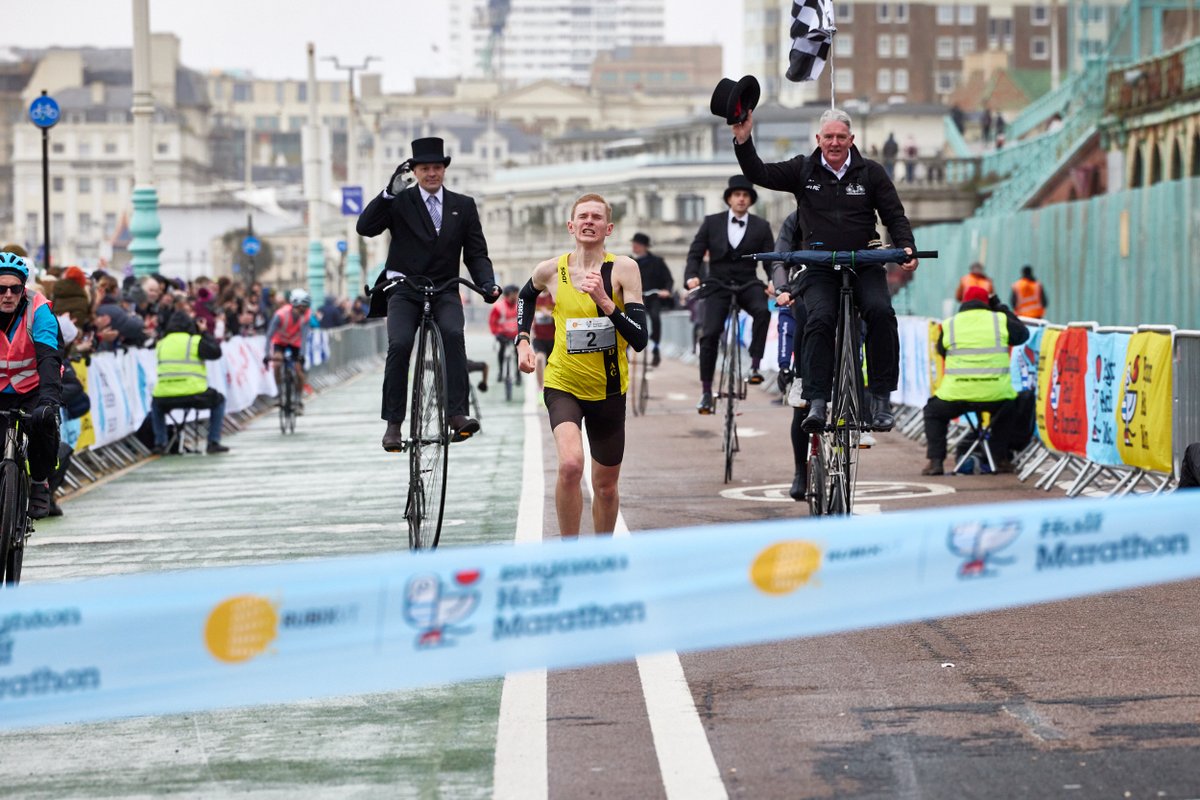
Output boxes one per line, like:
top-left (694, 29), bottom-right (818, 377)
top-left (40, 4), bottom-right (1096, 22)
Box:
top-left (935, 308), bottom-right (1015, 402)
top-left (153, 332), bottom-right (208, 398)
top-left (0, 291), bottom-right (50, 394)
top-left (270, 305), bottom-right (309, 348)
top-left (1011, 278), bottom-right (1045, 318)
top-left (956, 273), bottom-right (994, 300)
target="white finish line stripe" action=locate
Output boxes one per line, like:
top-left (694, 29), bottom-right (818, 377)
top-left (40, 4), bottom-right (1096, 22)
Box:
top-left (586, 434), bottom-right (728, 800)
top-left (493, 387), bottom-right (549, 800)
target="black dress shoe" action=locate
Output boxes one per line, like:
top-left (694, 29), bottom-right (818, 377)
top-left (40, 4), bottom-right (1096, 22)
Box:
top-left (801, 399), bottom-right (828, 434)
top-left (449, 415), bottom-right (481, 440)
top-left (789, 471), bottom-right (807, 501)
top-left (870, 394), bottom-right (895, 430)
top-left (651, 349), bottom-right (661, 367)
top-left (696, 392), bottom-right (715, 414)
top-left (382, 421), bottom-right (406, 452)
top-left (747, 369), bottom-right (765, 385)
top-left (921, 459), bottom-right (944, 476)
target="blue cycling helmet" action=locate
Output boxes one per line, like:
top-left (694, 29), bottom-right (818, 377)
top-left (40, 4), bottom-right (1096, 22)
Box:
top-left (0, 252), bottom-right (29, 283)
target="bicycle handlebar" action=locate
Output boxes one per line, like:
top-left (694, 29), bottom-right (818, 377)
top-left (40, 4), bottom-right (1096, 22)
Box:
top-left (368, 274), bottom-right (493, 299)
top-left (742, 248), bottom-right (938, 266)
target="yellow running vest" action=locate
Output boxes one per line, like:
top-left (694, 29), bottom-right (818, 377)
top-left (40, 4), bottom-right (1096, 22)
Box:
top-left (543, 252), bottom-right (629, 400)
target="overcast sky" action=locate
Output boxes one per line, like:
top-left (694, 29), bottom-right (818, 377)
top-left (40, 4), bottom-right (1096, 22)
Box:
top-left (10, 0), bottom-right (745, 93)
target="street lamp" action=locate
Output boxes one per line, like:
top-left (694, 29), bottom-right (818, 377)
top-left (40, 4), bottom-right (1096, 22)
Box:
top-left (129, 0), bottom-right (162, 278)
top-left (323, 54), bottom-right (380, 301)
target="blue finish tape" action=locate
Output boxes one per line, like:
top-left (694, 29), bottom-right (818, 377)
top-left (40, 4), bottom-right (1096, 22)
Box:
top-left (1, 493), bottom-right (1197, 729)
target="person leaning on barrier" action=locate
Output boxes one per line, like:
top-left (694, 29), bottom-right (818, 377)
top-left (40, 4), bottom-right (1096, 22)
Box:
top-left (732, 106), bottom-right (918, 433)
top-left (921, 286), bottom-right (1030, 476)
top-left (356, 136), bottom-right (501, 452)
top-left (0, 252), bottom-right (63, 519)
top-left (150, 311), bottom-right (229, 456)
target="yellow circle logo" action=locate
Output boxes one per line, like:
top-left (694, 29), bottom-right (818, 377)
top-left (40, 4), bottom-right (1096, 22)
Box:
top-left (204, 595), bottom-right (279, 663)
top-left (750, 541), bottom-right (822, 595)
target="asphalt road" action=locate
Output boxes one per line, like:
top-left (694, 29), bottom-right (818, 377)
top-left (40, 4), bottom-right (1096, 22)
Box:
top-left (2, 329), bottom-right (1197, 799)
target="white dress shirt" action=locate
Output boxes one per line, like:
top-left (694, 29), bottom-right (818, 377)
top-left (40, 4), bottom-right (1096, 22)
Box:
top-left (728, 210), bottom-right (749, 248)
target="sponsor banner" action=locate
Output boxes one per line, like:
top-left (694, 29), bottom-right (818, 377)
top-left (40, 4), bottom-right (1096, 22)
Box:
top-left (1, 493), bottom-right (1197, 730)
top-left (1116, 331), bottom-right (1174, 473)
top-left (894, 316), bottom-right (933, 407)
top-left (86, 353), bottom-right (136, 448)
top-left (1045, 328), bottom-right (1089, 457)
top-left (1085, 330), bottom-right (1129, 466)
top-left (1010, 325), bottom-right (1041, 394)
top-left (928, 320), bottom-right (945, 397)
top-left (1035, 328), bottom-right (1062, 449)
top-left (74, 359), bottom-right (96, 451)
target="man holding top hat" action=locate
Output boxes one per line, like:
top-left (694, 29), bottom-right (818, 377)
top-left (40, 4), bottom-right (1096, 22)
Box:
top-left (357, 137), bottom-right (501, 452)
top-left (683, 175), bottom-right (775, 415)
top-left (715, 75), bottom-right (918, 434)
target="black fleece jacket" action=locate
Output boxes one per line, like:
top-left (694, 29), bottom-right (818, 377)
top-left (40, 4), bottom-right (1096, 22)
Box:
top-left (735, 138), bottom-right (915, 253)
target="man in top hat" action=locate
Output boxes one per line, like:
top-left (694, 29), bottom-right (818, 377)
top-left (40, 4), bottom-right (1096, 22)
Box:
top-left (357, 137), bottom-right (501, 452)
top-left (683, 175), bottom-right (775, 414)
top-left (731, 106), bottom-right (918, 434)
top-left (630, 232), bottom-right (673, 367)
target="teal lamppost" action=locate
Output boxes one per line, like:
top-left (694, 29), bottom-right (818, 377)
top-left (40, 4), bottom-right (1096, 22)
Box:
top-left (303, 43), bottom-right (326, 307)
top-left (129, 0), bottom-right (161, 277)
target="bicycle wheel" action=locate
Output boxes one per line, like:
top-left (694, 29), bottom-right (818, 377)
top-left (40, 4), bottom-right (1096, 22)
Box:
top-left (827, 301), bottom-right (863, 515)
top-left (722, 321), bottom-right (740, 483)
top-left (0, 460), bottom-right (25, 586)
top-left (806, 436), bottom-right (828, 517)
top-left (502, 352), bottom-right (513, 402)
top-left (279, 367), bottom-right (293, 434)
top-left (636, 352), bottom-right (649, 416)
top-left (406, 322), bottom-right (449, 551)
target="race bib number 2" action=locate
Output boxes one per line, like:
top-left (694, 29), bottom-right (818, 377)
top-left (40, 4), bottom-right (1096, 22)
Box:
top-left (566, 317), bottom-right (616, 354)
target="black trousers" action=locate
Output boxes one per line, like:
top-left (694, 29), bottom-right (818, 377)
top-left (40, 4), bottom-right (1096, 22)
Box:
top-left (645, 295), bottom-right (664, 348)
top-left (923, 397), bottom-right (1015, 462)
top-left (1179, 442), bottom-right (1200, 488)
top-left (383, 289), bottom-right (469, 423)
top-left (797, 263), bottom-right (897, 401)
top-left (0, 392), bottom-right (58, 483)
top-left (698, 285), bottom-right (770, 384)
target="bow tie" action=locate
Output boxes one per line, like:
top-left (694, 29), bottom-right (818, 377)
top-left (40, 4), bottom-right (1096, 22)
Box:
top-left (731, 218), bottom-right (746, 227)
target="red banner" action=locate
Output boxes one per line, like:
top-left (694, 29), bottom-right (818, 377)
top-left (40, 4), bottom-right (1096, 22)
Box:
top-left (1045, 328), bottom-right (1089, 456)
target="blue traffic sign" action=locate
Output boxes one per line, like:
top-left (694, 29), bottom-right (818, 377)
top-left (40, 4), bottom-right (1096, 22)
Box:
top-left (336, 239), bottom-right (348, 253)
top-left (341, 186), bottom-right (364, 216)
top-left (29, 94), bottom-right (60, 129)
top-left (241, 235), bottom-right (261, 257)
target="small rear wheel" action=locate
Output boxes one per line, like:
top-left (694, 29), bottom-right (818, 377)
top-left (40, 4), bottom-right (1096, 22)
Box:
top-left (806, 437), bottom-right (827, 517)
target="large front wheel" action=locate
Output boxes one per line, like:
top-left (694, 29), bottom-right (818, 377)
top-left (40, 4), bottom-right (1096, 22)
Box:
top-left (406, 323), bottom-right (449, 551)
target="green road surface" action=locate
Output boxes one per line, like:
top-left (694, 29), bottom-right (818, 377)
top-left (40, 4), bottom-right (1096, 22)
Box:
top-left (1, 332), bottom-right (525, 798)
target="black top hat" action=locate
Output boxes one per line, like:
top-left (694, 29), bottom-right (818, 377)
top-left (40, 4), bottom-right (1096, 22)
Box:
top-left (631, 232), bottom-right (651, 247)
top-left (724, 175), bottom-right (758, 205)
top-left (410, 137), bottom-right (452, 167)
top-left (710, 75), bottom-right (761, 125)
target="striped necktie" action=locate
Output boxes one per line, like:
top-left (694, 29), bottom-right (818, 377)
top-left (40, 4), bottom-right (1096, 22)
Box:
top-left (426, 194), bottom-right (442, 231)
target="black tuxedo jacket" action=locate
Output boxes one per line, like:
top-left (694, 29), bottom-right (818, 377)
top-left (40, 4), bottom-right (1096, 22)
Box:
top-left (357, 185), bottom-right (495, 317)
top-left (684, 211), bottom-right (774, 286)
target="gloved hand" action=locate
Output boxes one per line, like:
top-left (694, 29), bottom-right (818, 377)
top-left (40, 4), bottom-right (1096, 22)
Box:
top-left (32, 403), bottom-right (60, 428)
top-left (262, 355), bottom-right (271, 367)
top-left (388, 160), bottom-right (412, 195)
top-left (481, 283), bottom-right (501, 304)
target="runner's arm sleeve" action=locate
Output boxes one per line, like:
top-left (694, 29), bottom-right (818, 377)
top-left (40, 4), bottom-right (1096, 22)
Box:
top-left (516, 279), bottom-right (540, 335)
top-left (609, 303), bottom-right (648, 352)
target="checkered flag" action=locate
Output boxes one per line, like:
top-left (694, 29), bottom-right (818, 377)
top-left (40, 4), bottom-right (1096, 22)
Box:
top-left (787, 0), bottom-right (837, 82)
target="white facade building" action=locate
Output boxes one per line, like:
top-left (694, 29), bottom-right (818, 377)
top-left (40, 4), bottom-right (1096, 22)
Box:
top-left (448, 0), bottom-right (665, 85)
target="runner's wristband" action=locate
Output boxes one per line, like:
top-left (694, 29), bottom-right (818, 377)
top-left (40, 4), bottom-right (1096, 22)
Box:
top-left (514, 332), bottom-right (531, 346)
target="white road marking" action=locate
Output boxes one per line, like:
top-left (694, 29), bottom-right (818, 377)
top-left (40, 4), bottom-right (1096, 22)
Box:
top-left (720, 480), bottom-right (957, 503)
top-left (583, 435), bottom-right (728, 800)
top-left (493, 386), bottom-right (548, 800)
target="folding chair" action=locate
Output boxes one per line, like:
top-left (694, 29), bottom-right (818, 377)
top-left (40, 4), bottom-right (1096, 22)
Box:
top-left (154, 396), bottom-right (212, 455)
top-left (953, 411), bottom-right (996, 474)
